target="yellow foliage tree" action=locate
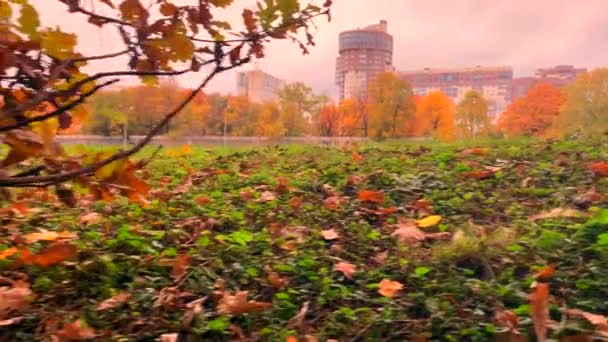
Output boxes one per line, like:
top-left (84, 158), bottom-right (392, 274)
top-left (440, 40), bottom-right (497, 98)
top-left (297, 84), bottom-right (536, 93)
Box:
top-left (414, 91), bottom-right (456, 141)
top-left (368, 72), bottom-right (415, 139)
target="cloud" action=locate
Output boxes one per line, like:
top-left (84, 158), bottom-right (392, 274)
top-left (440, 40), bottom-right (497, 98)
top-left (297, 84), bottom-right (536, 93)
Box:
top-left (29, 0), bottom-right (608, 98)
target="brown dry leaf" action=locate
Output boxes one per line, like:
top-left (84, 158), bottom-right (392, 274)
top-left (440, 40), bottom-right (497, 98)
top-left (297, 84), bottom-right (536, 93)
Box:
top-left (22, 229), bottom-right (77, 244)
top-left (96, 292), bottom-right (131, 311)
top-left (78, 212), bottom-right (103, 225)
top-left (461, 147), bottom-right (487, 156)
top-left (19, 242), bottom-right (78, 267)
top-left (412, 199), bottom-right (433, 215)
top-left (0, 280), bottom-right (32, 320)
top-left (259, 191), bottom-right (277, 202)
top-left (494, 309), bottom-right (520, 333)
top-left (239, 190), bottom-right (253, 201)
top-left (392, 222), bottom-right (426, 243)
top-left (461, 169), bottom-right (497, 180)
top-left (182, 297), bottom-right (207, 328)
top-left (173, 176), bottom-right (193, 195)
top-left (529, 283), bottom-right (550, 342)
top-left (378, 279), bottom-right (404, 297)
top-left (0, 316), bottom-right (24, 326)
top-left (358, 190), bottom-right (384, 203)
top-left (323, 196), bottom-right (342, 210)
top-left (289, 196), bottom-right (303, 210)
top-left (171, 254), bottom-right (192, 281)
top-left (287, 301), bottom-right (310, 330)
top-left (372, 250), bottom-right (389, 265)
top-left (217, 290), bottom-right (272, 315)
top-left (194, 195), bottom-right (212, 205)
top-left (159, 333), bottom-right (179, 342)
top-left (54, 320), bottom-right (96, 341)
top-left (564, 309), bottom-right (608, 331)
top-left (574, 188), bottom-right (602, 208)
top-left (321, 229), bottom-right (340, 240)
top-left (530, 208), bottom-right (584, 221)
top-left (265, 267), bottom-right (289, 289)
top-left (333, 261), bottom-right (357, 279)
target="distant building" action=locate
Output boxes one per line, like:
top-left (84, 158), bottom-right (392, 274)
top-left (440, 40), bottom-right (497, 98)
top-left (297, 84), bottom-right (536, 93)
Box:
top-left (512, 65), bottom-right (587, 100)
top-left (335, 20), bottom-right (394, 100)
top-left (236, 69), bottom-right (285, 102)
top-left (400, 66), bottom-right (513, 120)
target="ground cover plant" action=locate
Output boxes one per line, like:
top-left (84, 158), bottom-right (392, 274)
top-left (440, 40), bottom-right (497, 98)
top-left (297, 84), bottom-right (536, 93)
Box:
top-left (2, 138), bottom-right (608, 341)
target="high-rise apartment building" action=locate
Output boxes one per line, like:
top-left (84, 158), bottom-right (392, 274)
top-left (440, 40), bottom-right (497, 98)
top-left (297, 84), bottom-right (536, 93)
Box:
top-left (236, 69), bottom-right (285, 103)
top-left (512, 65), bottom-right (587, 100)
top-left (335, 20), bottom-right (394, 100)
top-left (400, 66), bottom-right (513, 120)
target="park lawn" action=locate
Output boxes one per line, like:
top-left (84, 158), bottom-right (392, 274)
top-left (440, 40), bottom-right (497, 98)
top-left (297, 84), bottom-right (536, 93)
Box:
top-left (2, 138), bottom-right (608, 341)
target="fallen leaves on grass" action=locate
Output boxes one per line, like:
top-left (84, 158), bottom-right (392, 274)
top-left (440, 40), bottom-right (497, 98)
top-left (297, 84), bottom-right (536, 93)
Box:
top-left (19, 242), bottom-right (78, 267)
top-left (322, 196), bottom-right (342, 210)
top-left (530, 208), bottom-right (585, 221)
top-left (564, 309), bottom-right (608, 331)
top-left (78, 212), bottom-right (103, 225)
top-left (358, 190), bottom-right (384, 203)
top-left (265, 266), bottom-right (289, 289)
top-left (54, 320), bottom-right (96, 341)
top-left (416, 215), bottom-right (442, 228)
top-left (392, 222), bottom-right (451, 244)
top-left (0, 280), bottom-right (32, 321)
top-left (321, 229), bottom-right (340, 240)
top-left (333, 261), bottom-right (357, 279)
top-left (259, 191), bottom-right (277, 202)
top-left (171, 254), bottom-right (192, 281)
top-left (22, 229), bottom-right (77, 244)
top-left (217, 291), bottom-right (272, 315)
top-left (461, 170), bottom-right (497, 180)
top-left (378, 279), bottom-right (404, 297)
top-left (289, 196), bottom-right (303, 209)
top-left (493, 309), bottom-right (520, 333)
top-left (461, 147), bottom-right (487, 156)
top-left (96, 292), bottom-right (131, 311)
top-left (0, 247), bottom-right (18, 260)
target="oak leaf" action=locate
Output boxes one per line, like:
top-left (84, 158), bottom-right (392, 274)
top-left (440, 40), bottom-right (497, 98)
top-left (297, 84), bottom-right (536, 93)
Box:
top-left (217, 291), bottom-right (272, 315)
top-left (378, 279), bottom-right (404, 297)
top-left (333, 261), bottom-right (356, 279)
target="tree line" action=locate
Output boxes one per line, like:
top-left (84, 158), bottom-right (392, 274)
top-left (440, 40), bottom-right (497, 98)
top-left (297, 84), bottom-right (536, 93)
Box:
top-left (80, 68), bottom-right (608, 141)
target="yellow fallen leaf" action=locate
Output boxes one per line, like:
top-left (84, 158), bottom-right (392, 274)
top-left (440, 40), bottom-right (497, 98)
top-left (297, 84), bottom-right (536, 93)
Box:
top-left (416, 215), bottom-right (442, 228)
top-left (0, 247), bottom-right (18, 260)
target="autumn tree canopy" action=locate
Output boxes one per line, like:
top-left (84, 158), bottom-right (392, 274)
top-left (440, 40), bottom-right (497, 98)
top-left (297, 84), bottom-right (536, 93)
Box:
top-left (456, 90), bottom-right (490, 138)
top-left (0, 0), bottom-right (332, 198)
top-left (497, 83), bottom-right (564, 137)
top-left (414, 91), bottom-right (456, 141)
top-left (555, 68), bottom-right (608, 137)
top-left (367, 72), bottom-right (415, 139)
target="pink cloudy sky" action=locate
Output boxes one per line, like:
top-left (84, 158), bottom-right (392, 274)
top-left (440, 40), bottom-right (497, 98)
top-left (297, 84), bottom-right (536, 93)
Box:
top-left (32, 0), bottom-right (608, 98)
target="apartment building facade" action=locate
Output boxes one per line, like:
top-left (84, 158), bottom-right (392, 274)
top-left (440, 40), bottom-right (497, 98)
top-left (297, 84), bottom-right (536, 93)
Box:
top-left (236, 69), bottom-right (286, 103)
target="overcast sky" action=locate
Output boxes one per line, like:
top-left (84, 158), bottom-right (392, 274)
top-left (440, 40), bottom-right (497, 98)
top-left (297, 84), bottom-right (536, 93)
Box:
top-left (33, 0), bottom-right (608, 98)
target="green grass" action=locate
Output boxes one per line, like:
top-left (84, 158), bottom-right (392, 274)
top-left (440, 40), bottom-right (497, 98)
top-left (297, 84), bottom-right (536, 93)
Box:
top-left (2, 137), bottom-right (608, 340)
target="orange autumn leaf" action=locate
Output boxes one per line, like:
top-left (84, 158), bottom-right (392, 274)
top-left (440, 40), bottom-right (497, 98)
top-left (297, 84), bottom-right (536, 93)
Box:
top-left (217, 290), bottom-right (272, 315)
top-left (333, 261), bottom-right (357, 279)
top-left (564, 309), bottom-right (608, 331)
top-left (9, 201), bottom-right (30, 216)
top-left (96, 292), bottom-right (131, 311)
top-left (181, 144), bottom-right (192, 155)
top-left (194, 195), bottom-right (212, 205)
top-left (0, 280), bottom-right (33, 319)
top-left (493, 309), bottom-right (520, 332)
top-left (534, 264), bottom-right (556, 282)
top-left (0, 247), bottom-right (18, 261)
top-left (171, 254), bottom-right (192, 281)
top-left (352, 150), bottom-right (362, 163)
top-left (54, 320), bottom-right (96, 340)
top-left (378, 206), bottom-right (398, 216)
top-left (265, 266), bottom-right (289, 289)
top-left (22, 229), bottom-right (77, 244)
top-left (529, 283), bottom-right (550, 342)
top-left (358, 190), bottom-right (384, 203)
top-left (321, 229), bottom-right (340, 240)
top-left (461, 147), bottom-right (487, 156)
top-left (286, 336), bottom-right (298, 342)
top-left (588, 161), bottom-right (608, 177)
top-left (19, 242), bottom-right (78, 267)
top-left (378, 279), bottom-right (404, 297)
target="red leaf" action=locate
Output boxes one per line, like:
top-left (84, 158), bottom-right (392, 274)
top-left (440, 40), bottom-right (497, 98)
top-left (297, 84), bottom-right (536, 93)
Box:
top-left (588, 161), bottom-right (608, 177)
top-left (534, 264), bottom-right (556, 282)
top-left (171, 254), bottom-right (191, 281)
top-left (529, 283), bottom-right (550, 342)
top-left (358, 190), bottom-right (384, 203)
top-left (461, 170), bottom-right (496, 180)
top-left (323, 196), bottom-right (342, 210)
top-left (289, 196), bottom-right (303, 210)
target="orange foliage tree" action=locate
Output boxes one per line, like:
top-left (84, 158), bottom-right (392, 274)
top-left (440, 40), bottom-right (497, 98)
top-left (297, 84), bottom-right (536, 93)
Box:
top-left (496, 83), bottom-right (565, 137)
top-left (317, 103), bottom-right (339, 137)
top-left (414, 91), bottom-right (456, 141)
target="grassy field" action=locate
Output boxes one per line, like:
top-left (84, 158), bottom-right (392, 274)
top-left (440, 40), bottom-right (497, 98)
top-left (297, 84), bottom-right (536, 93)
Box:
top-left (2, 138), bottom-right (608, 341)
